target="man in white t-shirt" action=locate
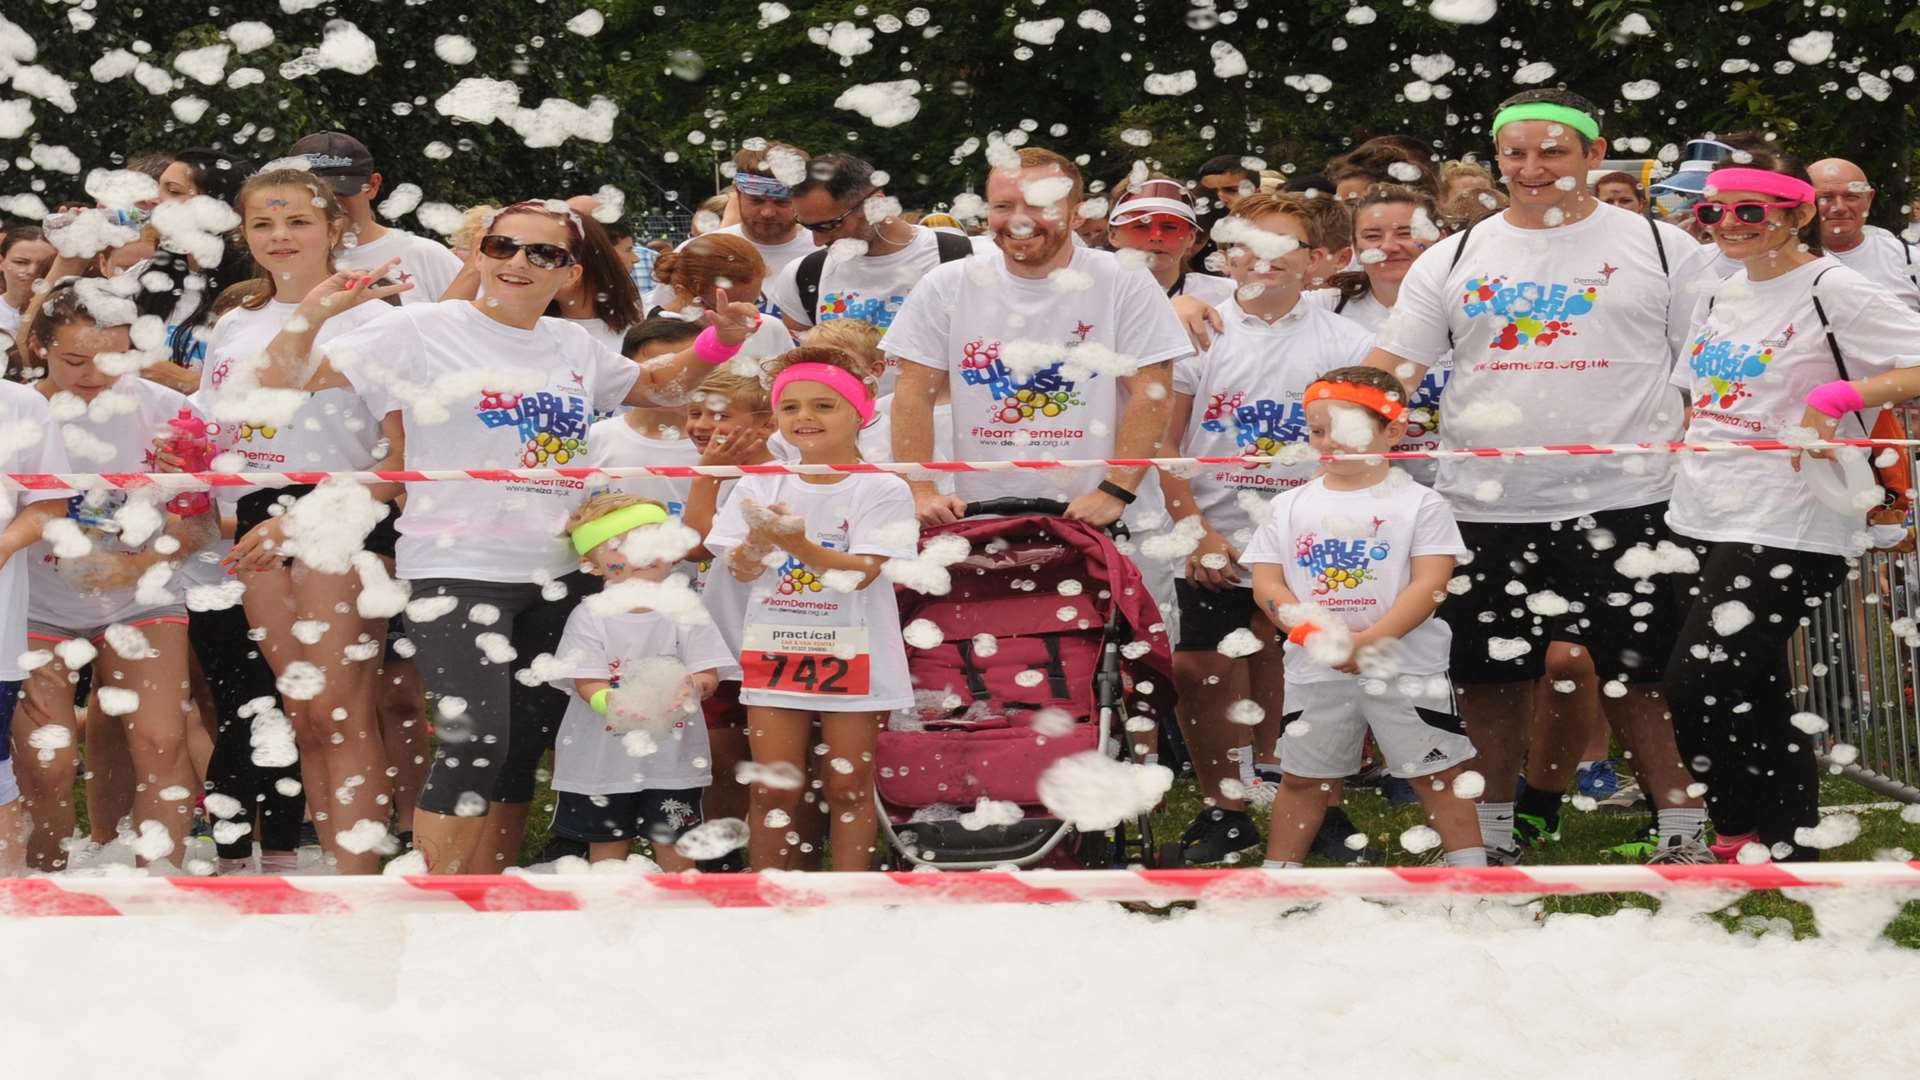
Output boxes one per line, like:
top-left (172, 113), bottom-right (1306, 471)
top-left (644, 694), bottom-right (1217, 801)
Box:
top-left (886, 147), bottom-right (1189, 529)
top-left (1809, 158), bottom-right (1920, 313)
top-left (1365, 89), bottom-right (1715, 864)
top-left (764, 153), bottom-right (971, 336)
top-left (291, 131), bottom-right (465, 305)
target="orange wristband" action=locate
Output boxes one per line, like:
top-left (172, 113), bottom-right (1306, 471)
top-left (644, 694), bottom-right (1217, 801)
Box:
top-left (1287, 622), bottom-right (1322, 646)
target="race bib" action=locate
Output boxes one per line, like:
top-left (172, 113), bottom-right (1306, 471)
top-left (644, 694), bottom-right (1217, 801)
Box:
top-left (740, 624), bottom-right (871, 697)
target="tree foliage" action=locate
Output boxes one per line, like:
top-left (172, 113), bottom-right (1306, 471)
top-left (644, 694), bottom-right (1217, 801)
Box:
top-left (4, 0), bottom-right (1916, 232)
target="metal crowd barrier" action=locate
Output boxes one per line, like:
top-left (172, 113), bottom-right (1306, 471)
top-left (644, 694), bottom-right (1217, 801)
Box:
top-left (1797, 406), bottom-right (1920, 802)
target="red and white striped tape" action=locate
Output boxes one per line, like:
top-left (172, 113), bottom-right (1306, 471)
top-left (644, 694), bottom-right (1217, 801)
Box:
top-left (2, 437), bottom-right (1914, 493)
top-left (4, 863), bottom-right (1917, 917)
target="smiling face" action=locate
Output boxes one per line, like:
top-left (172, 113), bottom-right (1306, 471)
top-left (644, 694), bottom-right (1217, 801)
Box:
top-left (1222, 210), bottom-right (1314, 293)
top-left (478, 211), bottom-right (583, 315)
top-left (38, 319), bottom-right (133, 402)
top-left (2, 238), bottom-right (56, 304)
top-left (988, 164), bottom-right (1078, 270)
top-left (1700, 187), bottom-right (1815, 263)
top-left (241, 185), bottom-right (342, 282)
top-left (1494, 120), bottom-right (1604, 216)
top-left (1352, 201), bottom-right (1430, 290)
top-left (774, 378), bottom-right (865, 457)
top-left (1811, 161), bottom-right (1873, 249)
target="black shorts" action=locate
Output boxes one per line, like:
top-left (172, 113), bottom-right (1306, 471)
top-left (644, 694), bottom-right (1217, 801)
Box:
top-left (1442, 502), bottom-right (1681, 686)
top-left (1173, 579), bottom-right (1273, 652)
top-left (551, 787), bottom-right (705, 845)
top-left (235, 485), bottom-right (399, 560)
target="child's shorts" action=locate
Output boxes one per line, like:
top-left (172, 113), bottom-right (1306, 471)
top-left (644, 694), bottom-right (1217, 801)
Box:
top-left (551, 787), bottom-right (704, 846)
top-left (1278, 677), bottom-right (1475, 780)
top-left (701, 679), bottom-right (745, 730)
top-left (28, 610), bottom-right (190, 649)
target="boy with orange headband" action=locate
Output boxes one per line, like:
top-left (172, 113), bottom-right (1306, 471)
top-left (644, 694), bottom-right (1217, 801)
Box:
top-left (550, 494), bottom-right (736, 868)
top-left (1240, 366), bottom-right (1485, 869)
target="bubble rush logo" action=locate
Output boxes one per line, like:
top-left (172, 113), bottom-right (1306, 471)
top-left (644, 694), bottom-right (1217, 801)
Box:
top-left (959, 324), bottom-right (1094, 427)
top-left (1202, 390), bottom-right (1308, 462)
top-left (819, 290), bottom-right (907, 328)
top-left (476, 388), bottom-right (590, 466)
top-left (1686, 333), bottom-right (1775, 410)
top-left (1295, 518), bottom-right (1391, 596)
top-left (774, 519), bottom-right (849, 598)
top-left (1461, 276), bottom-right (1598, 351)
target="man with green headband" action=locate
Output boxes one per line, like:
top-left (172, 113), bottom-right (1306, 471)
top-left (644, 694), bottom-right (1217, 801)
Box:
top-left (1364, 88), bottom-right (1717, 866)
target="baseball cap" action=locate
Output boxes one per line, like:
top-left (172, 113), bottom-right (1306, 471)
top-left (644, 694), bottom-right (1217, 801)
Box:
top-left (1108, 179), bottom-right (1199, 228)
top-left (289, 131), bottom-right (376, 196)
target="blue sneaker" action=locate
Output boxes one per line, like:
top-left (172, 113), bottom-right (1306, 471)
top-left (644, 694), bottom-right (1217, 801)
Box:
top-left (1576, 760), bottom-right (1621, 802)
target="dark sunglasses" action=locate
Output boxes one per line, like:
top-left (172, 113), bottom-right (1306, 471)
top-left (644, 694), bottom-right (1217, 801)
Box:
top-left (478, 233), bottom-right (576, 269)
top-left (796, 204), bottom-right (861, 233)
top-left (1692, 200), bottom-right (1802, 227)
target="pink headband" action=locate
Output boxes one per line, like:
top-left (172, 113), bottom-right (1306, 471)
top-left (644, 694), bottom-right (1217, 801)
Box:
top-left (771, 362), bottom-right (875, 423)
top-left (1707, 168), bottom-right (1816, 204)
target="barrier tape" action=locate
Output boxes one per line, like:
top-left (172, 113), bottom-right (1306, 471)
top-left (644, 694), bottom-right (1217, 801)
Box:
top-left (4, 863), bottom-right (1918, 917)
top-left (1, 437), bottom-right (1914, 493)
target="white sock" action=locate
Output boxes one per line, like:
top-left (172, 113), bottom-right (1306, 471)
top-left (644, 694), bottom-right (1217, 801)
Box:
top-left (1657, 807), bottom-right (1707, 844)
top-left (1262, 859), bottom-right (1302, 869)
top-left (1441, 847), bottom-right (1488, 868)
top-left (1477, 802), bottom-right (1515, 851)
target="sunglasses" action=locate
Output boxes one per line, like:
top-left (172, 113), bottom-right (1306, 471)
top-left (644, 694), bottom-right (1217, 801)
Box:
top-left (797, 205), bottom-right (860, 233)
top-left (1692, 200), bottom-right (1803, 226)
top-left (478, 233), bottom-right (577, 269)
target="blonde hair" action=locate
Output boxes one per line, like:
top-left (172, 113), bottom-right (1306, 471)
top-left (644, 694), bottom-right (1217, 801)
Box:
top-left (451, 203), bottom-right (499, 254)
top-left (694, 368), bottom-right (771, 413)
top-left (801, 319), bottom-right (885, 379)
top-left (564, 493), bottom-right (668, 536)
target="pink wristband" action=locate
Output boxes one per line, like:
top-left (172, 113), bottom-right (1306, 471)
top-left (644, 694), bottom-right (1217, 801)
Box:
top-left (1805, 380), bottom-right (1865, 419)
top-left (693, 323), bottom-right (750, 365)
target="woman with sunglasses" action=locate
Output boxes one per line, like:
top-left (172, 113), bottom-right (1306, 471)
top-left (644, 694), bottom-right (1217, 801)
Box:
top-left (250, 199), bottom-right (761, 874)
top-left (1666, 154), bottom-right (1920, 863)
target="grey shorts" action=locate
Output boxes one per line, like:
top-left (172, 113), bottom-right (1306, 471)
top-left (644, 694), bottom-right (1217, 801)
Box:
top-left (1278, 676), bottom-right (1476, 780)
top-left (27, 608), bottom-right (191, 647)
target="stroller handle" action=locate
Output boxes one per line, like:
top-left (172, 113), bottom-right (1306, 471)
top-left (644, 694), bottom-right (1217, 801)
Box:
top-left (962, 497), bottom-right (1130, 540)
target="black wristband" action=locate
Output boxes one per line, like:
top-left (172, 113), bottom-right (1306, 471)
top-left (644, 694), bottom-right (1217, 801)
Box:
top-left (1097, 480), bottom-right (1138, 505)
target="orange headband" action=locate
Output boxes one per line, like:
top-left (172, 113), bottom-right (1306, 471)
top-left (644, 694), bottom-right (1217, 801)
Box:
top-left (1303, 380), bottom-right (1405, 422)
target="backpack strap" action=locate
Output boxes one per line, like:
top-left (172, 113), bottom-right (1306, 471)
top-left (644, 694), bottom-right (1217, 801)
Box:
top-left (1647, 213), bottom-right (1670, 276)
top-left (793, 247), bottom-right (830, 325)
top-left (1809, 265), bottom-right (1871, 438)
top-left (932, 228), bottom-right (975, 262)
top-left (1903, 235), bottom-right (1919, 291)
top-left (1444, 220), bottom-right (1477, 350)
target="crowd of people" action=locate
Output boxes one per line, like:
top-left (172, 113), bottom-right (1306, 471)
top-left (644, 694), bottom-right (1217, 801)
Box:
top-left (1, 86), bottom-right (1917, 878)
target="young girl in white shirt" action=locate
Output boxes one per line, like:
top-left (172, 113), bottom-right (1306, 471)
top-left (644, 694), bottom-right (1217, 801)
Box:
top-left (1671, 156), bottom-right (1920, 861)
top-left (705, 346), bottom-right (917, 871)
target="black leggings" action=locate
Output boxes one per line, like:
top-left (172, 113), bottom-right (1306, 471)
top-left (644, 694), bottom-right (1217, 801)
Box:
top-left (405, 574), bottom-right (592, 816)
top-left (189, 605), bottom-right (304, 858)
top-left (1665, 538), bottom-right (1848, 859)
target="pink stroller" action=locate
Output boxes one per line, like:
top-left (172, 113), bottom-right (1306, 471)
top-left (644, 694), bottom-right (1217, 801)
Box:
top-left (876, 498), bottom-right (1176, 869)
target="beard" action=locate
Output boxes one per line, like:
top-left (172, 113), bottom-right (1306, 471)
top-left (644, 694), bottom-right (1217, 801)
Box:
top-left (996, 221), bottom-right (1073, 265)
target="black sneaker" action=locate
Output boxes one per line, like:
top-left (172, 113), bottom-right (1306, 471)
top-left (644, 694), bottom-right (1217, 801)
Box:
top-left (298, 822), bottom-right (322, 850)
top-left (1179, 808), bottom-right (1261, 863)
top-left (1379, 775), bottom-right (1420, 806)
top-left (1310, 808), bottom-right (1367, 864)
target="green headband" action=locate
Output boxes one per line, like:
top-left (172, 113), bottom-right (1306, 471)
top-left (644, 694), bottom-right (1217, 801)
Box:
top-left (571, 502), bottom-right (671, 557)
top-left (1491, 102), bottom-right (1600, 142)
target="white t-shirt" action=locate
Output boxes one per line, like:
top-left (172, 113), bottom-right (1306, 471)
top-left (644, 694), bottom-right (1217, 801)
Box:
top-left (881, 247), bottom-right (1194, 504)
top-left (705, 473), bottom-right (917, 712)
top-left (568, 317), bottom-right (628, 357)
top-left (0, 296), bottom-right (22, 346)
top-left (856, 395), bottom-right (955, 495)
top-left (0, 381), bottom-right (75, 679)
top-left (1172, 298), bottom-right (1373, 570)
top-left (1668, 258), bottom-right (1920, 556)
top-left (337, 227), bottom-right (465, 306)
top-left (1239, 477), bottom-right (1468, 684)
top-left (548, 604), bottom-right (734, 794)
top-left (1176, 272), bottom-right (1237, 306)
top-left (648, 223), bottom-right (816, 319)
top-left (27, 379), bottom-right (199, 631)
top-left (333, 301), bottom-right (642, 582)
top-left (765, 225), bottom-right (941, 331)
top-left (201, 300), bottom-right (390, 470)
top-left (582, 416), bottom-right (708, 580)
top-left (1826, 225), bottom-right (1920, 313)
top-left (1377, 202), bottom-right (1714, 522)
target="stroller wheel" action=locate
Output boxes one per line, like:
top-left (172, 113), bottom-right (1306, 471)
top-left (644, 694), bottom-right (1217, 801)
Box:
top-left (1070, 828), bottom-right (1115, 869)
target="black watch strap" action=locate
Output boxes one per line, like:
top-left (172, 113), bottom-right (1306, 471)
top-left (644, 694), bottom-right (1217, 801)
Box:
top-left (1097, 480), bottom-right (1138, 505)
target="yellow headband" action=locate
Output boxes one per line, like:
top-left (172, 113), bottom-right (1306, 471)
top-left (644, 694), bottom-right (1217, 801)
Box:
top-left (570, 502), bottom-right (670, 556)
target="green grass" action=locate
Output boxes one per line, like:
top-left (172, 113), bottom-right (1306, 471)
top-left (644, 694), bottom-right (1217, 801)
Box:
top-left (1143, 771), bottom-right (1920, 946)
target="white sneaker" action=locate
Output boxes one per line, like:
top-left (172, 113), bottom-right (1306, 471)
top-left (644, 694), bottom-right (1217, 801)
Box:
top-left (1647, 834), bottom-right (1717, 865)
